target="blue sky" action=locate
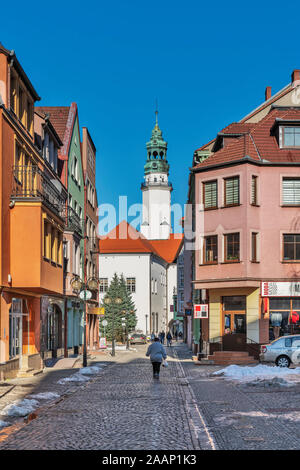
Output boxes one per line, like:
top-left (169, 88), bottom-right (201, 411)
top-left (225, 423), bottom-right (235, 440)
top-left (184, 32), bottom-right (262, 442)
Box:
top-left (1, 0), bottom-right (300, 233)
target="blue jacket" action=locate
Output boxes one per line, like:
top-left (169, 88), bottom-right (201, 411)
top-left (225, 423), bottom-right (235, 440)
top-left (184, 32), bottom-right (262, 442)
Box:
top-left (146, 342), bottom-right (167, 363)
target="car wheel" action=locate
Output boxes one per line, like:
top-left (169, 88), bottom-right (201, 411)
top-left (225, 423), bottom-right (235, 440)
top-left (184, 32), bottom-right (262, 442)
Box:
top-left (275, 356), bottom-right (291, 368)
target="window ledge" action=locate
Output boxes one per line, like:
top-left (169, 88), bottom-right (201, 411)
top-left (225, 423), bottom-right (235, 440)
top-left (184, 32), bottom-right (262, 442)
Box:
top-left (250, 204), bottom-right (260, 207)
top-left (43, 257), bottom-right (50, 263)
top-left (221, 204), bottom-right (241, 209)
top-left (203, 207), bottom-right (218, 211)
top-left (221, 261), bottom-right (241, 264)
top-left (282, 260), bottom-right (300, 263)
top-left (199, 263), bottom-right (218, 266)
top-left (250, 260), bottom-right (260, 263)
top-left (281, 205), bottom-right (300, 208)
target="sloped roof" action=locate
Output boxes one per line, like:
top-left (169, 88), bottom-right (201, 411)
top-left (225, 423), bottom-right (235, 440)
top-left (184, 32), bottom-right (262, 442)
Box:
top-left (99, 220), bottom-right (183, 264)
top-left (35, 106), bottom-right (70, 142)
top-left (193, 107), bottom-right (300, 170)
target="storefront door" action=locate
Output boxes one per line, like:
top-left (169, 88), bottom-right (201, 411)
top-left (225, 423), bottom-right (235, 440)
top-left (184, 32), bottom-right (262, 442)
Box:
top-left (222, 296), bottom-right (246, 351)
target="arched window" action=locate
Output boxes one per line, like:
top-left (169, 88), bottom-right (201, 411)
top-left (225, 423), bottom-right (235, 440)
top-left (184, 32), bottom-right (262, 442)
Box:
top-left (153, 151), bottom-right (158, 159)
top-left (160, 151), bottom-right (164, 159)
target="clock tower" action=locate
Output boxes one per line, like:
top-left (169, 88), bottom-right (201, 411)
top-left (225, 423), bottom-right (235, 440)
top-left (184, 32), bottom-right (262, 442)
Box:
top-left (141, 111), bottom-right (172, 240)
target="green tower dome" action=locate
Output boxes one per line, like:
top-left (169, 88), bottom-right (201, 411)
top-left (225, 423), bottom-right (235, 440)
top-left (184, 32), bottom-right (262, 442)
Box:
top-left (144, 111), bottom-right (169, 176)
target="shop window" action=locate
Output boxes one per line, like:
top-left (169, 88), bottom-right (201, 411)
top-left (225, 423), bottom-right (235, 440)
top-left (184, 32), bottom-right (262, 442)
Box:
top-left (223, 296), bottom-right (246, 311)
top-left (204, 235), bottom-right (218, 264)
top-left (224, 233), bottom-right (240, 262)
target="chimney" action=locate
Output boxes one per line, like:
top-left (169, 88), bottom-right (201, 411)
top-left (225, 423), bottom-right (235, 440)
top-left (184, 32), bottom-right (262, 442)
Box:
top-left (265, 86), bottom-right (272, 101)
top-left (291, 70), bottom-right (300, 85)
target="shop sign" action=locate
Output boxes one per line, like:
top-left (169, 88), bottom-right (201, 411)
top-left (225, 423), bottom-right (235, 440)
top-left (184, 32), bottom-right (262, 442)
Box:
top-left (261, 282), bottom-right (300, 297)
top-left (88, 307), bottom-right (105, 315)
top-left (99, 337), bottom-right (107, 349)
top-left (194, 304), bottom-right (209, 319)
top-left (185, 309), bottom-right (192, 316)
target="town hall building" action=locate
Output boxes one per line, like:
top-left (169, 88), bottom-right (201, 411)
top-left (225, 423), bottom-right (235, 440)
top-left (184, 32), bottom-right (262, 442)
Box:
top-left (99, 113), bottom-right (183, 335)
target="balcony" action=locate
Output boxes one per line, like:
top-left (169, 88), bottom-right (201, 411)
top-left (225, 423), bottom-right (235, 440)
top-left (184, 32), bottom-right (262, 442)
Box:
top-left (60, 205), bottom-right (82, 235)
top-left (11, 165), bottom-right (65, 218)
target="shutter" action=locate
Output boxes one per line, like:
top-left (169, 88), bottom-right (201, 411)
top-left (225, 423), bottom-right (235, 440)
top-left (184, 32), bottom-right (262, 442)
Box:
top-left (282, 178), bottom-right (300, 205)
top-left (225, 177), bottom-right (239, 205)
top-left (204, 181), bottom-right (217, 208)
top-left (251, 176), bottom-right (257, 205)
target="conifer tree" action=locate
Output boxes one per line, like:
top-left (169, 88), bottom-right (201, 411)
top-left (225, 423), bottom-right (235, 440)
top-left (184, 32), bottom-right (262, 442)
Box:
top-left (101, 273), bottom-right (137, 342)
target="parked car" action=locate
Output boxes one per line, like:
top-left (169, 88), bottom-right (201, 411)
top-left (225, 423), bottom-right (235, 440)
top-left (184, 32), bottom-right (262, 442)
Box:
top-left (260, 334), bottom-right (300, 367)
top-left (129, 333), bottom-right (147, 345)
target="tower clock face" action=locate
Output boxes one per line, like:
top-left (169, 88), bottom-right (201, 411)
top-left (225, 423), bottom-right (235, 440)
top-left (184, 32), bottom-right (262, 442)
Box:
top-left (152, 163), bottom-right (157, 169)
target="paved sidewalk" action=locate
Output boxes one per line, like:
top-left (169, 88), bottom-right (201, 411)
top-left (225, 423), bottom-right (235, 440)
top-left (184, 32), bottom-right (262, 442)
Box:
top-left (0, 343), bottom-right (199, 450)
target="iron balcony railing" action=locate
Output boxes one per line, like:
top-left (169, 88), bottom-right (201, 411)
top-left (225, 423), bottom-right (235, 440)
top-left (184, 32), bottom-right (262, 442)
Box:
top-left (60, 205), bottom-right (83, 235)
top-left (12, 165), bottom-right (66, 216)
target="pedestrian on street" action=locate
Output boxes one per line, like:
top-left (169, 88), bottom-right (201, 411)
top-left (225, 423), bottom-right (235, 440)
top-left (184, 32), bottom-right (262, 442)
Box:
top-left (150, 332), bottom-right (155, 342)
top-left (166, 331), bottom-right (172, 347)
top-left (161, 331), bottom-right (165, 344)
top-left (174, 330), bottom-right (178, 341)
top-left (146, 337), bottom-right (167, 379)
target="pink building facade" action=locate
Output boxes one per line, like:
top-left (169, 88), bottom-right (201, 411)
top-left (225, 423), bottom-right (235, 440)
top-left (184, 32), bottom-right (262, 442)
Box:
top-left (191, 106), bottom-right (300, 358)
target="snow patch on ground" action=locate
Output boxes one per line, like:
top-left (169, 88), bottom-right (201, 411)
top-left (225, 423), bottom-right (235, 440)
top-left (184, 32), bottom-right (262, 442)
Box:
top-left (213, 364), bottom-right (300, 385)
top-left (1, 399), bottom-right (39, 417)
top-left (0, 420), bottom-right (8, 428)
top-left (57, 365), bottom-right (103, 384)
top-left (29, 392), bottom-right (60, 400)
top-left (79, 366), bottom-right (102, 375)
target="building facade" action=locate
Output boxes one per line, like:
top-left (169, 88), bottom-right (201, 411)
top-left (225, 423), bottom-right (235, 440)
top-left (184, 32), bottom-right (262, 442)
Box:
top-left (0, 45), bottom-right (66, 377)
top-left (82, 127), bottom-right (99, 350)
top-left (187, 71), bottom-right (300, 359)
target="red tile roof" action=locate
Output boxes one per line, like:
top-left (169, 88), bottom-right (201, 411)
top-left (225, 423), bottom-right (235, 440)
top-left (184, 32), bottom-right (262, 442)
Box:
top-left (99, 221), bottom-right (183, 264)
top-left (193, 107), bottom-right (300, 170)
top-left (35, 106), bottom-right (70, 142)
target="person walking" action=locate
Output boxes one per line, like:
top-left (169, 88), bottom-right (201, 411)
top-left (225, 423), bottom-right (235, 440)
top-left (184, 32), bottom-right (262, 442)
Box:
top-left (150, 332), bottom-right (155, 342)
top-left (161, 331), bottom-right (165, 344)
top-left (166, 331), bottom-right (172, 347)
top-left (146, 337), bottom-right (167, 379)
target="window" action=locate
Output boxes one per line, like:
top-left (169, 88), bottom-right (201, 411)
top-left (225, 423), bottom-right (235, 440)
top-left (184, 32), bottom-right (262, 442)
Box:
top-left (127, 277), bottom-right (136, 293)
top-left (283, 127), bottom-right (300, 147)
top-left (283, 234), bottom-right (300, 261)
top-left (251, 176), bottom-right (258, 205)
top-left (43, 221), bottom-right (50, 259)
top-left (282, 178), bottom-right (300, 206)
top-left (224, 233), bottom-right (240, 262)
top-left (99, 278), bottom-right (108, 293)
top-left (57, 232), bottom-right (63, 265)
top-left (203, 180), bottom-right (217, 209)
top-left (10, 75), bottom-right (17, 113)
top-left (251, 232), bottom-right (258, 262)
top-left (224, 176), bottom-right (239, 207)
top-left (204, 235), bottom-right (218, 264)
top-left (19, 87), bottom-right (25, 124)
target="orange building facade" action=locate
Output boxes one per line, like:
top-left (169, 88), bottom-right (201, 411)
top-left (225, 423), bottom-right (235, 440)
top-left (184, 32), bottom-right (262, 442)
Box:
top-left (0, 45), bottom-right (67, 378)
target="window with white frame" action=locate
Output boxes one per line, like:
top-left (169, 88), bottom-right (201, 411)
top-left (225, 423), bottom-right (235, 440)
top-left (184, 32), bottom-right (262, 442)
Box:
top-left (282, 178), bottom-right (300, 206)
top-left (99, 278), bottom-right (108, 293)
top-left (126, 277), bottom-right (136, 293)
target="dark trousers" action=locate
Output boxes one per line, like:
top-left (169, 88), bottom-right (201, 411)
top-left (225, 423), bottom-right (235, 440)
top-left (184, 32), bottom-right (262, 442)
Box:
top-left (152, 362), bottom-right (161, 375)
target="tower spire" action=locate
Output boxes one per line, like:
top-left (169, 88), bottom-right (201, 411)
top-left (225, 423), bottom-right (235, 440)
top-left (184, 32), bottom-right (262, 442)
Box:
top-left (155, 99), bottom-right (159, 129)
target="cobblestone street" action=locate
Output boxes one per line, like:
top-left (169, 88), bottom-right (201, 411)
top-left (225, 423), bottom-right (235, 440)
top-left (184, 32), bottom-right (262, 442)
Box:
top-left (0, 342), bottom-right (300, 450)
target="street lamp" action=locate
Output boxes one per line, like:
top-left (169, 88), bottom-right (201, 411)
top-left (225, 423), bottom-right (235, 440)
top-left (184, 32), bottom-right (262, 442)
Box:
top-left (121, 309), bottom-right (134, 350)
top-left (70, 275), bottom-right (99, 367)
top-left (103, 296), bottom-right (122, 357)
